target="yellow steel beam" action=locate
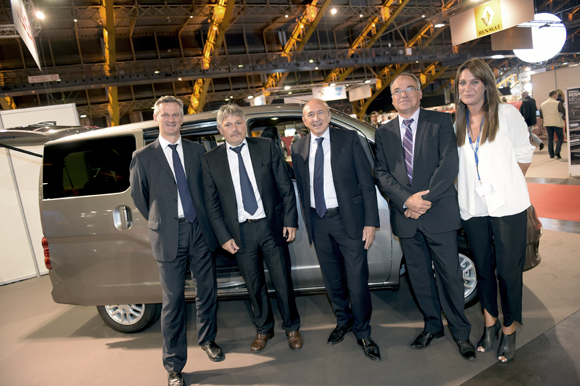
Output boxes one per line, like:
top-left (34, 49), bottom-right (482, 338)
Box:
top-left (421, 65), bottom-right (449, 90)
top-left (1, 97), bottom-right (17, 110)
top-left (100, 0), bottom-right (118, 126)
top-left (189, 0), bottom-right (236, 114)
top-left (357, 64), bottom-right (408, 119)
top-left (356, 0), bottom-right (456, 118)
top-left (325, 0), bottom-right (410, 83)
top-left (263, 0), bottom-right (332, 95)
top-left (496, 73), bottom-right (517, 88)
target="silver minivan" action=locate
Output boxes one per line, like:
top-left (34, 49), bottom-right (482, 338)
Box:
top-left (1, 105), bottom-right (542, 333)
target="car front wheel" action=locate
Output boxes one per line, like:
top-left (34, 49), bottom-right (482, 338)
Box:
top-left (459, 249), bottom-right (478, 307)
top-left (97, 303), bottom-right (161, 333)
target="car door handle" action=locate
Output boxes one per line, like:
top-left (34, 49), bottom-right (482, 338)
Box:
top-left (113, 205), bottom-right (133, 230)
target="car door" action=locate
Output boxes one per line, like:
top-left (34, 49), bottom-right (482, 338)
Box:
top-left (41, 130), bottom-right (163, 306)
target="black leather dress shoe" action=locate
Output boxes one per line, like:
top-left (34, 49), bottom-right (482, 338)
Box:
top-left (454, 338), bottom-right (476, 361)
top-left (357, 338), bottom-right (381, 361)
top-left (327, 325), bottom-right (352, 345)
top-left (410, 330), bottom-right (444, 349)
top-left (201, 341), bottom-right (225, 362)
top-left (168, 371), bottom-right (184, 386)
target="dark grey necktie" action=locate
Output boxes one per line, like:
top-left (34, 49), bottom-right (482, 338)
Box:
top-left (313, 137), bottom-right (326, 218)
top-left (168, 144), bottom-right (197, 222)
top-left (230, 143), bottom-right (258, 215)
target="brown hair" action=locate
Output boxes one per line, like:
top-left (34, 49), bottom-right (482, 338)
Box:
top-left (454, 59), bottom-right (502, 147)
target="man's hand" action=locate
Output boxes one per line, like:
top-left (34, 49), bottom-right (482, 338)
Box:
top-left (404, 209), bottom-right (422, 219)
top-left (362, 226), bottom-right (376, 250)
top-left (404, 190), bottom-right (432, 214)
top-left (221, 239), bottom-right (240, 254)
top-left (283, 227), bottom-right (297, 243)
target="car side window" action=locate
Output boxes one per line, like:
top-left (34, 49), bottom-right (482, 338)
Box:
top-left (42, 135), bottom-right (136, 199)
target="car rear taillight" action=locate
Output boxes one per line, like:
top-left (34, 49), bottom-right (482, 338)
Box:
top-left (42, 237), bottom-right (52, 270)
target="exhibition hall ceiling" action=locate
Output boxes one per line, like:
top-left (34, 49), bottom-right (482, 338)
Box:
top-left (0, 0), bottom-right (579, 124)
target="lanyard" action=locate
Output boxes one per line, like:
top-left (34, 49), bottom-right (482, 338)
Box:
top-left (466, 111), bottom-right (484, 181)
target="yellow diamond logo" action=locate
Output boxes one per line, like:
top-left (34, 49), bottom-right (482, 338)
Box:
top-left (481, 6), bottom-right (494, 27)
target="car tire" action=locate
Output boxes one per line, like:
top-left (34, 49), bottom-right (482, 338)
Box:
top-left (97, 303), bottom-right (161, 333)
top-left (459, 249), bottom-right (478, 308)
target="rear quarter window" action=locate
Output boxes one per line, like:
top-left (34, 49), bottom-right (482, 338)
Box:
top-left (43, 135), bottom-right (136, 199)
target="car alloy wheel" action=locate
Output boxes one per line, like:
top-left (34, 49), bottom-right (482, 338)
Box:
top-left (97, 303), bottom-right (161, 333)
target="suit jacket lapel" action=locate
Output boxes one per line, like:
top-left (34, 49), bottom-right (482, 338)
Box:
top-left (297, 134), bottom-right (311, 187)
top-left (215, 144), bottom-right (237, 202)
top-left (329, 128), bottom-right (340, 177)
top-left (151, 139), bottom-right (175, 181)
top-left (247, 139), bottom-right (263, 196)
top-left (388, 119), bottom-right (405, 163)
top-left (414, 108), bottom-right (428, 163)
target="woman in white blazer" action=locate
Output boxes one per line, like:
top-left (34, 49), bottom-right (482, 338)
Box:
top-left (454, 59), bottom-right (535, 363)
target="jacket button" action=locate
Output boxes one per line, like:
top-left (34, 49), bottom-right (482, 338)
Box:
top-left (173, 199), bottom-right (177, 202)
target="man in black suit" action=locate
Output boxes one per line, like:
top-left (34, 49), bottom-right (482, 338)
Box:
top-left (373, 73), bottom-right (475, 360)
top-left (130, 96), bottom-right (224, 386)
top-left (291, 98), bottom-right (381, 361)
top-left (519, 91), bottom-right (543, 150)
top-left (202, 103), bottom-right (302, 353)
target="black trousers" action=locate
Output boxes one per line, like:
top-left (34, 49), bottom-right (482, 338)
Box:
top-left (546, 126), bottom-right (564, 157)
top-left (236, 218), bottom-right (300, 334)
top-left (156, 219), bottom-right (217, 373)
top-left (311, 208), bottom-right (372, 339)
top-left (461, 209), bottom-right (527, 327)
top-left (400, 224), bottom-right (471, 340)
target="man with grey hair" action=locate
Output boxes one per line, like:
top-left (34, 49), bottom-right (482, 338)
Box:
top-left (291, 98), bottom-right (381, 361)
top-left (202, 103), bottom-right (302, 353)
top-left (519, 91), bottom-right (543, 150)
top-left (374, 73), bottom-right (475, 361)
top-left (130, 96), bottom-right (223, 386)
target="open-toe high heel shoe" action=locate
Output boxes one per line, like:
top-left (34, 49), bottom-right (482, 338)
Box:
top-left (477, 319), bottom-right (501, 352)
top-left (497, 331), bottom-right (516, 363)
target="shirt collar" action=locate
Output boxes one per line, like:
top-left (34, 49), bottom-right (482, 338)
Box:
top-left (159, 135), bottom-right (182, 149)
top-left (397, 107), bottom-right (421, 129)
top-left (310, 128), bottom-right (330, 146)
top-left (226, 138), bottom-right (248, 151)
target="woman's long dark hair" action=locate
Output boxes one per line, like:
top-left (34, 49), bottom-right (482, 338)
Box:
top-left (454, 59), bottom-right (503, 147)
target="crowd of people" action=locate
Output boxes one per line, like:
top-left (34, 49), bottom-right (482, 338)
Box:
top-left (130, 58), bottom-right (541, 386)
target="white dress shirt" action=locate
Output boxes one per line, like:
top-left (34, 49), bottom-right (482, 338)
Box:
top-left (225, 139), bottom-right (266, 222)
top-left (309, 128), bottom-right (339, 209)
top-left (457, 103), bottom-right (535, 220)
top-left (158, 135), bottom-right (188, 218)
top-left (397, 107), bottom-right (421, 171)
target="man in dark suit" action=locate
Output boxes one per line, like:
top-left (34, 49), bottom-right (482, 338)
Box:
top-left (202, 103), bottom-right (302, 353)
top-left (130, 96), bottom-right (224, 386)
top-left (373, 73), bottom-right (475, 361)
top-left (519, 91), bottom-right (543, 150)
top-left (291, 98), bottom-right (381, 361)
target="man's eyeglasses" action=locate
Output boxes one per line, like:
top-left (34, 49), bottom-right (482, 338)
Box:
top-left (393, 86), bottom-right (418, 96)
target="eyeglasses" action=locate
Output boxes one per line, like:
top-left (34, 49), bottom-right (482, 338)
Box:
top-left (393, 86), bottom-right (418, 96)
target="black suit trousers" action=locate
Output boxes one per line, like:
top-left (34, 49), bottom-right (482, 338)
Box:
top-left (311, 209), bottom-right (372, 339)
top-left (400, 224), bottom-right (471, 340)
top-left (156, 219), bottom-right (217, 373)
top-left (461, 210), bottom-right (527, 327)
top-left (236, 219), bottom-right (300, 334)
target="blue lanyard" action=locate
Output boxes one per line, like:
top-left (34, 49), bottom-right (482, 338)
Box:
top-left (466, 111), bottom-right (484, 181)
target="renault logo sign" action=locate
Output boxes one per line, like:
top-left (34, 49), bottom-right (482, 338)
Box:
top-left (475, 0), bottom-right (503, 37)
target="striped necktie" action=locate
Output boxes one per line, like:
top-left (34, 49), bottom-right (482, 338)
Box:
top-left (402, 118), bottom-right (414, 185)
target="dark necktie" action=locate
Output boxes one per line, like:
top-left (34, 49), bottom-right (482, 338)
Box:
top-left (402, 118), bottom-right (414, 185)
top-left (313, 137), bottom-right (326, 218)
top-left (168, 144), bottom-right (197, 223)
top-left (230, 143), bottom-right (258, 215)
